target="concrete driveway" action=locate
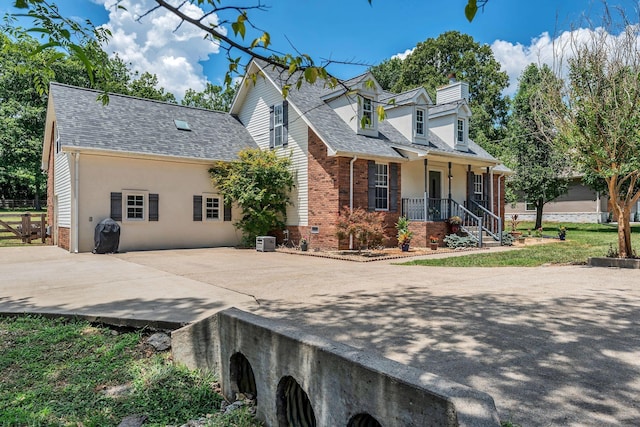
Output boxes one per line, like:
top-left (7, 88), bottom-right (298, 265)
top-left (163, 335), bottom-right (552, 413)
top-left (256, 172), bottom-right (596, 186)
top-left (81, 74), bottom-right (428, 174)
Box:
top-left (1, 245), bottom-right (639, 426)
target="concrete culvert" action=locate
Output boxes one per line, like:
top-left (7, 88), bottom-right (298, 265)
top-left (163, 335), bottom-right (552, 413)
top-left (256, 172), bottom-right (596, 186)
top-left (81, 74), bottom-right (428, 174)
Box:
top-left (276, 376), bottom-right (316, 427)
top-left (229, 352), bottom-right (257, 401)
top-left (348, 413), bottom-right (383, 427)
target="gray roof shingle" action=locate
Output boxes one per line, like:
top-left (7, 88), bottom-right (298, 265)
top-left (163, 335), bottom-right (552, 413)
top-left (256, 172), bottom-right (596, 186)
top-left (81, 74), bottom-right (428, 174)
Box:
top-left (51, 83), bottom-right (258, 161)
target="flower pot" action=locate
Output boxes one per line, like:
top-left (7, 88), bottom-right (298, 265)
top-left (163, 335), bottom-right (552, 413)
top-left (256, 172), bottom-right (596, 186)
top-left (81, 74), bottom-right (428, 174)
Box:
top-left (559, 235), bottom-right (566, 241)
top-left (450, 225), bottom-right (460, 234)
top-left (300, 242), bottom-right (308, 251)
top-left (401, 243), bottom-right (410, 252)
top-left (430, 243), bottom-right (439, 250)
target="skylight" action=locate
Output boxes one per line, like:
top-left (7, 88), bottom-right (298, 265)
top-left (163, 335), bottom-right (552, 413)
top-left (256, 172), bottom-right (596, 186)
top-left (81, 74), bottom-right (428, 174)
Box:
top-left (174, 119), bottom-right (191, 131)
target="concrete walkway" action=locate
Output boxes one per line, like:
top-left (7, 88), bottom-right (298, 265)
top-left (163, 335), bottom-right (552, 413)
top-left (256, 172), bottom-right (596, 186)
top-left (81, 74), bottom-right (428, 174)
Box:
top-left (1, 245), bottom-right (639, 426)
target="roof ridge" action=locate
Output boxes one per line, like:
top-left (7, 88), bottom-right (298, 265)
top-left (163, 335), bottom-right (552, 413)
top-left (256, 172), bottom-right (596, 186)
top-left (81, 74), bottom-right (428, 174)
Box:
top-left (49, 82), bottom-right (230, 114)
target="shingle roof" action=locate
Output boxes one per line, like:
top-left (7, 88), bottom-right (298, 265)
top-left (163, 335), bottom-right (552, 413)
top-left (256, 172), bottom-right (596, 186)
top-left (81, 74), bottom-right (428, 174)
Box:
top-left (256, 60), bottom-right (499, 164)
top-left (50, 83), bottom-right (258, 161)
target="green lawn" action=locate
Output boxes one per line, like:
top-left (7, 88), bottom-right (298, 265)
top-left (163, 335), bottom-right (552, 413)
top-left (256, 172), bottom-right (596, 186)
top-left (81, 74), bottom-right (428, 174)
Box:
top-left (0, 316), bottom-right (262, 427)
top-left (402, 222), bottom-right (640, 267)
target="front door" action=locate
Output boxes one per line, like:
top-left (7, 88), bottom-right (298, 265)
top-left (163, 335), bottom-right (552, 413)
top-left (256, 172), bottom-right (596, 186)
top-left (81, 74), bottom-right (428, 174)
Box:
top-left (428, 171), bottom-right (443, 220)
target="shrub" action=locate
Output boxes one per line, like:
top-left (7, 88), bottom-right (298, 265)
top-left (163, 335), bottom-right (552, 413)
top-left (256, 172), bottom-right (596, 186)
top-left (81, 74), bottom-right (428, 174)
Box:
top-left (443, 233), bottom-right (477, 249)
top-left (502, 233), bottom-right (515, 246)
top-left (335, 207), bottom-right (385, 250)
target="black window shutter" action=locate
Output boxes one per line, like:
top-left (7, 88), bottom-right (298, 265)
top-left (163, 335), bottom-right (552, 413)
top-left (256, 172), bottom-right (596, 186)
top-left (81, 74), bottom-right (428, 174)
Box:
top-left (149, 193), bottom-right (159, 221)
top-left (467, 171), bottom-right (474, 205)
top-left (389, 163), bottom-right (398, 212)
top-left (367, 160), bottom-right (376, 211)
top-left (110, 192), bottom-right (122, 221)
top-left (193, 195), bottom-right (202, 221)
top-left (282, 101), bottom-right (288, 147)
top-left (224, 202), bottom-right (232, 221)
top-left (269, 105), bottom-right (275, 149)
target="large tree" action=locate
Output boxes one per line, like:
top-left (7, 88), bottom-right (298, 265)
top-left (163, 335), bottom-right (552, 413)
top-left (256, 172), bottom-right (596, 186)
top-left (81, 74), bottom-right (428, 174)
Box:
top-left (506, 63), bottom-right (569, 229)
top-left (0, 31), bottom-right (175, 202)
top-left (374, 31), bottom-right (509, 156)
top-left (542, 9), bottom-right (640, 258)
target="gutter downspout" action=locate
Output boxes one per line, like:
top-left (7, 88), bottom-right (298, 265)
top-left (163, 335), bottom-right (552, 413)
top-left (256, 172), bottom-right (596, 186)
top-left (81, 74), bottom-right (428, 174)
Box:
top-left (349, 156), bottom-right (357, 250)
top-left (73, 151), bottom-right (80, 253)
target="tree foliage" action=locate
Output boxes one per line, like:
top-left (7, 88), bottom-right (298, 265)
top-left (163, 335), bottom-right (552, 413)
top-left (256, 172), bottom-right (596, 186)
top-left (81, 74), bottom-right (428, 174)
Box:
top-left (182, 82), bottom-right (238, 112)
top-left (209, 149), bottom-right (294, 246)
top-left (506, 63), bottom-right (569, 229)
top-left (371, 31), bottom-right (510, 156)
top-left (541, 8), bottom-right (640, 257)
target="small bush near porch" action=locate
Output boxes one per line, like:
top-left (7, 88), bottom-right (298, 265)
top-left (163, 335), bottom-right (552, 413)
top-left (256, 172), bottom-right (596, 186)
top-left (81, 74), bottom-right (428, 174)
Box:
top-left (402, 222), bottom-right (640, 267)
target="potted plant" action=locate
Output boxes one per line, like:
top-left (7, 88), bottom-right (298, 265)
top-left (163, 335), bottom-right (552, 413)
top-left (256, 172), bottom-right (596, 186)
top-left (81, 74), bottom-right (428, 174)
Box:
top-left (508, 214), bottom-right (522, 238)
top-left (448, 215), bottom-right (462, 233)
top-left (396, 216), bottom-right (413, 252)
top-left (300, 236), bottom-right (308, 251)
top-left (429, 235), bottom-right (440, 250)
top-left (558, 226), bottom-right (566, 241)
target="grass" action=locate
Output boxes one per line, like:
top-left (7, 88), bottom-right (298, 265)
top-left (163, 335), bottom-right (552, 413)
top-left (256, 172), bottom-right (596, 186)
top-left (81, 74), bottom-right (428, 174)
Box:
top-left (0, 315), bottom-right (262, 427)
top-left (402, 222), bottom-right (640, 267)
top-left (0, 209), bottom-right (47, 248)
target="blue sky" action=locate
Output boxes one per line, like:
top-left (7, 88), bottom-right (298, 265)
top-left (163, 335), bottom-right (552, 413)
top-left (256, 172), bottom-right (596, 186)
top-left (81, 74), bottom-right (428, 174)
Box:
top-left (4, 0), bottom-right (637, 98)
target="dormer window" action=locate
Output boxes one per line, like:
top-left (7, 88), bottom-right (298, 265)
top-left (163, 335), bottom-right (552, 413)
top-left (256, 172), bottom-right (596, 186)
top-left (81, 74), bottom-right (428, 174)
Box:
top-left (457, 119), bottom-right (465, 143)
top-left (416, 109), bottom-right (425, 137)
top-left (361, 97), bottom-right (373, 128)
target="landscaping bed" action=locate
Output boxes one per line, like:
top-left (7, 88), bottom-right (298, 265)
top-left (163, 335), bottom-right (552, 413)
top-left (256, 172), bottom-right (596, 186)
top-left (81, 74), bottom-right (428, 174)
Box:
top-left (277, 245), bottom-right (486, 262)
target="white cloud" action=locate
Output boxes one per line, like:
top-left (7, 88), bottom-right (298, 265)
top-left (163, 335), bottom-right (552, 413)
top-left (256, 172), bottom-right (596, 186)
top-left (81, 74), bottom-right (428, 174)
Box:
top-left (96, 0), bottom-right (225, 98)
top-left (392, 48), bottom-right (414, 60)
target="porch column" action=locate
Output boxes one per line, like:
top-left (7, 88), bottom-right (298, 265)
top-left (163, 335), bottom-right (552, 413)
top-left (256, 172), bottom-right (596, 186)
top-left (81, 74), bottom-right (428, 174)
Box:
top-left (424, 159), bottom-right (428, 221)
top-left (448, 162), bottom-right (452, 217)
top-left (467, 165), bottom-right (472, 207)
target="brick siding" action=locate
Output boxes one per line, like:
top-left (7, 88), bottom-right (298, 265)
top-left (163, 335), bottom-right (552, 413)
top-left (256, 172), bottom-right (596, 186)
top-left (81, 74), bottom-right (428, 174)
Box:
top-left (303, 129), bottom-right (401, 250)
top-left (58, 227), bottom-right (70, 251)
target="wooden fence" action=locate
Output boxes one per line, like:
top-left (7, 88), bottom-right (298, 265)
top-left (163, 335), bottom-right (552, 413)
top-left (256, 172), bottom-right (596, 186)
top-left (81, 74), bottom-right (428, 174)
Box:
top-left (0, 199), bottom-right (45, 209)
top-left (0, 213), bottom-right (48, 244)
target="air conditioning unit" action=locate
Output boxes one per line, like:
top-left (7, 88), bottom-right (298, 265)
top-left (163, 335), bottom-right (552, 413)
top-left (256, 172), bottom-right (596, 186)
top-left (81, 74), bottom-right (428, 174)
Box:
top-left (256, 236), bottom-right (276, 252)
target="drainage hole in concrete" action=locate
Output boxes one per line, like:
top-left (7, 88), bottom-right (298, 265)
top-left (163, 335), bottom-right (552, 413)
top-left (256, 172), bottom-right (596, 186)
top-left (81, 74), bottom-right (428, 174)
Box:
top-left (276, 376), bottom-right (316, 427)
top-left (230, 352), bottom-right (257, 402)
top-left (348, 413), bottom-right (383, 427)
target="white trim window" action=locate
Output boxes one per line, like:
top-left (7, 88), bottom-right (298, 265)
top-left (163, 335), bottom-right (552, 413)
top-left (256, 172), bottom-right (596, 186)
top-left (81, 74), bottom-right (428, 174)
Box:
top-left (525, 201), bottom-right (536, 211)
top-left (125, 193), bottom-right (145, 221)
top-left (416, 108), bottom-right (425, 136)
top-left (273, 103), bottom-right (284, 147)
top-left (361, 96), bottom-right (373, 129)
top-left (205, 195), bottom-right (221, 220)
top-left (474, 174), bottom-right (483, 195)
top-left (375, 163), bottom-right (389, 211)
top-left (457, 119), bottom-right (465, 143)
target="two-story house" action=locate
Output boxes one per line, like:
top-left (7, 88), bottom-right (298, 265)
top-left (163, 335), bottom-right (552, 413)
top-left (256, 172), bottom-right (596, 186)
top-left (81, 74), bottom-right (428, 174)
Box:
top-left (42, 58), bottom-right (507, 253)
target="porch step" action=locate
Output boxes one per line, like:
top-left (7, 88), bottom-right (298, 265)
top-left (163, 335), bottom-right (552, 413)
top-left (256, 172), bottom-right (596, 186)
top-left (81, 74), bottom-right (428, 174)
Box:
top-left (466, 230), bottom-right (502, 247)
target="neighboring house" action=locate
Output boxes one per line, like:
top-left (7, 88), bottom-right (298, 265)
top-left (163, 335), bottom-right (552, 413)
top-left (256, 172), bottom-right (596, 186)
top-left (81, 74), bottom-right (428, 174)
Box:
top-left (506, 176), bottom-right (639, 223)
top-left (43, 59), bottom-right (508, 253)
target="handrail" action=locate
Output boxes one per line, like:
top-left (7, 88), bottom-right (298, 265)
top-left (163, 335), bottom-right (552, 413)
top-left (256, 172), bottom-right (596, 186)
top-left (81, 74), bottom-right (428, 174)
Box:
top-left (469, 200), bottom-right (502, 244)
top-left (450, 200), bottom-right (483, 247)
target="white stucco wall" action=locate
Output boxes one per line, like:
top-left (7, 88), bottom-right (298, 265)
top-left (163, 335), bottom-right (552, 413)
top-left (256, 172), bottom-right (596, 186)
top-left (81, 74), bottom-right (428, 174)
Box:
top-left (385, 105), bottom-right (413, 141)
top-left (236, 74), bottom-right (308, 226)
top-left (327, 95), bottom-right (359, 134)
top-left (76, 154), bottom-right (242, 253)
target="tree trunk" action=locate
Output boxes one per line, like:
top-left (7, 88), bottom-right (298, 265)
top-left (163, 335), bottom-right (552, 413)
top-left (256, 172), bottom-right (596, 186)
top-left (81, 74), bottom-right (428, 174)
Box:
top-left (535, 198), bottom-right (544, 230)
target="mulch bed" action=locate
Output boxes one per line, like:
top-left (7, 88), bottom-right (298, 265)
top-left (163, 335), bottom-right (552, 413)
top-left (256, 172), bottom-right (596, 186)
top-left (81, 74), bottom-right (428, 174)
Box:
top-left (276, 246), bottom-right (486, 262)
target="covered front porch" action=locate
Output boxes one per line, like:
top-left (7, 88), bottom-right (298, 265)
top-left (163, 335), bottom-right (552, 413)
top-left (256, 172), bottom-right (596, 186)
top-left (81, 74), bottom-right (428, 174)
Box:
top-left (399, 156), bottom-right (505, 247)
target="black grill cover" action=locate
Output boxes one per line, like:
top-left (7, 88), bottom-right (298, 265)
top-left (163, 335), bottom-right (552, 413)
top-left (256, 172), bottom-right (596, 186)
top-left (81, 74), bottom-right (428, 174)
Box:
top-left (92, 218), bottom-right (120, 254)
